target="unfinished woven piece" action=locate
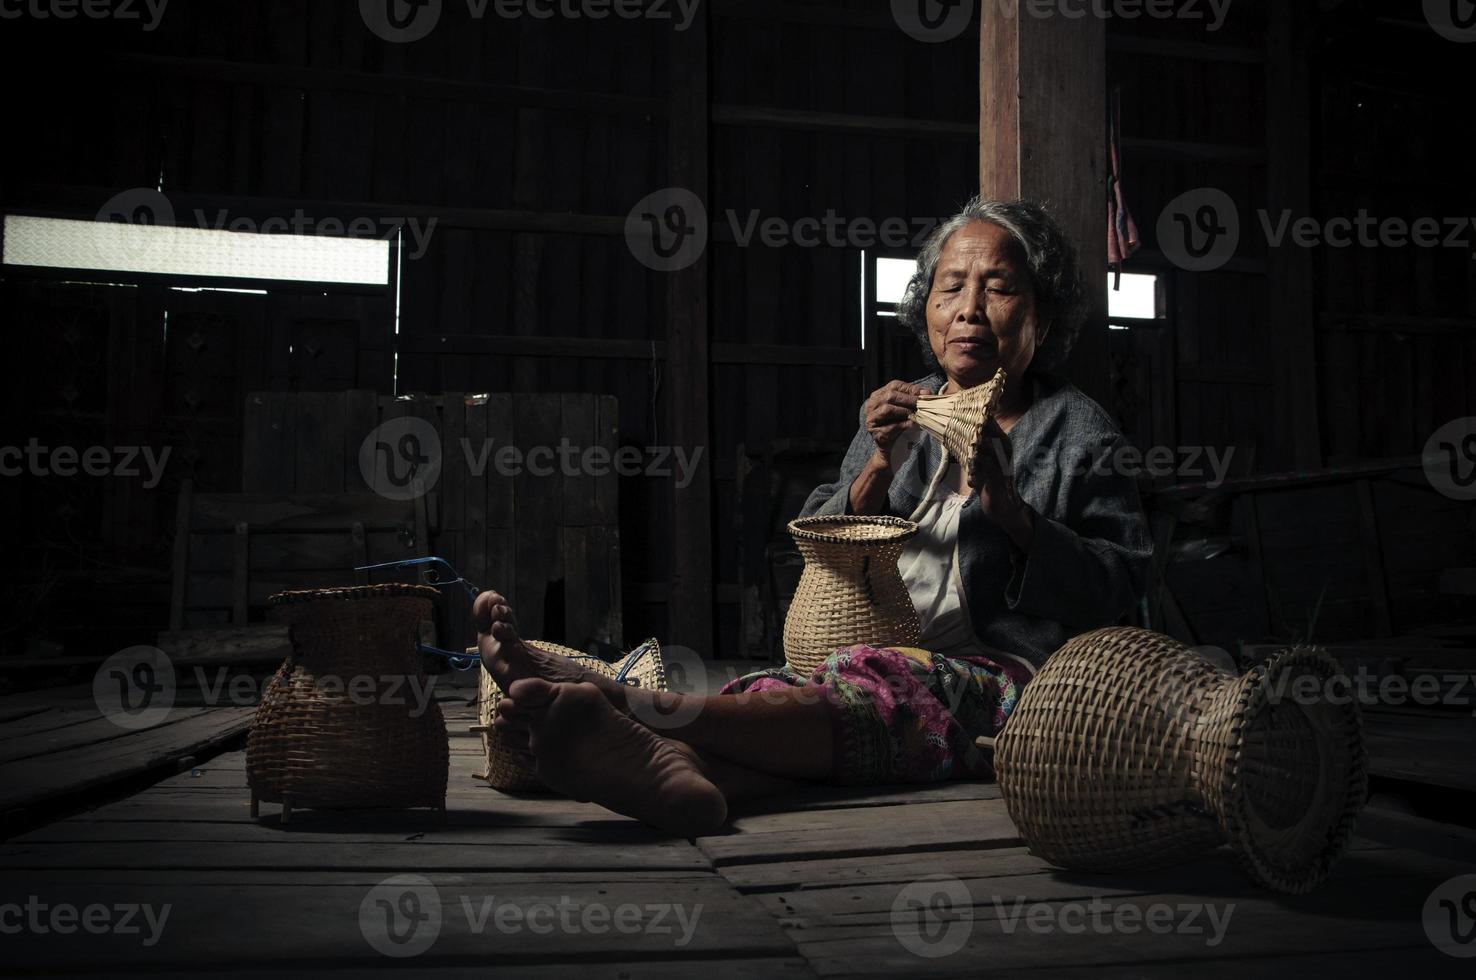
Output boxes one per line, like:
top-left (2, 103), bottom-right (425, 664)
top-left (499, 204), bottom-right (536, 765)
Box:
top-left (992, 627), bottom-right (1367, 894)
top-left (473, 639), bottom-right (668, 792)
top-left (782, 515), bottom-right (922, 676)
top-left (910, 367), bottom-right (1008, 487)
top-left (247, 584), bottom-right (449, 822)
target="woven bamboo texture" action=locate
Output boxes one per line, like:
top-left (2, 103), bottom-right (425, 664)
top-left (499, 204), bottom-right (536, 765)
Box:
top-left (782, 515), bottom-right (922, 676)
top-left (247, 584), bottom-right (449, 818)
top-left (911, 367), bottom-right (1007, 487)
top-left (993, 627), bottom-right (1367, 894)
top-left (475, 640), bottom-right (668, 792)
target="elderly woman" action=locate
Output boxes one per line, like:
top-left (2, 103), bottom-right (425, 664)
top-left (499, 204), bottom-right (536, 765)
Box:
top-left (479, 197), bottom-right (1152, 836)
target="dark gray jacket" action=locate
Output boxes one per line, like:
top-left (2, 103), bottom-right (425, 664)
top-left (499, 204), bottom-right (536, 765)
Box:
top-left (801, 371), bottom-right (1153, 667)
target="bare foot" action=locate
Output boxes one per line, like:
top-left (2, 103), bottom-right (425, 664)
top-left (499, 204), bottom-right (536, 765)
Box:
top-left (474, 591), bottom-right (626, 705)
top-left (495, 678), bottom-right (728, 837)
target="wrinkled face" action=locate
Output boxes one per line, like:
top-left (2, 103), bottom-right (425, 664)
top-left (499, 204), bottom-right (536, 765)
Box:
top-left (926, 221), bottom-right (1047, 391)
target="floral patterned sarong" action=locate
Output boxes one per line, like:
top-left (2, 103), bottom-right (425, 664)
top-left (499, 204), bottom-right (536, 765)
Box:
top-left (719, 645), bottom-right (1031, 785)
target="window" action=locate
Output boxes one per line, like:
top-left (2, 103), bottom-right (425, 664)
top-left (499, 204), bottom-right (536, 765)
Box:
top-left (1108, 272), bottom-right (1161, 328)
top-left (2, 215), bottom-right (390, 287)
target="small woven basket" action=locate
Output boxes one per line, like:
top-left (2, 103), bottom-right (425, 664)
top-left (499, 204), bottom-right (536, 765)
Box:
top-left (473, 639), bottom-right (668, 792)
top-left (992, 627), bottom-right (1367, 894)
top-left (911, 368), bottom-right (1007, 487)
top-left (247, 584), bottom-right (449, 821)
top-left (782, 515), bottom-right (921, 676)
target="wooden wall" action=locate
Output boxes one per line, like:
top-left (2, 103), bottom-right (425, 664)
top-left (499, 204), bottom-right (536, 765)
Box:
top-left (3, 1), bottom-right (1469, 661)
top-left (1106, 0), bottom-right (1476, 646)
top-left (0, 0), bottom-right (979, 660)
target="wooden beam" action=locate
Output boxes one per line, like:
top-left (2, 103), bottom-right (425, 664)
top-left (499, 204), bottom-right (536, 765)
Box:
top-left (979, 2), bottom-right (1109, 406)
top-left (666, 6), bottom-right (714, 655)
top-left (1106, 35), bottom-right (1265, 65)
top-left (397, 336), bottom-right (864, 367)
top-left (711, 105), bottom-right (974, 140)
top-left (1267, 1), bottom-right (1322, 468)
top-left (110, 54), bottom-right (664, 118)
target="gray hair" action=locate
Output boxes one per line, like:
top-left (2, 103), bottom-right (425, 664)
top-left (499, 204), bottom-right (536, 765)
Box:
top-left (896, 197), bottom-right (1086, 374)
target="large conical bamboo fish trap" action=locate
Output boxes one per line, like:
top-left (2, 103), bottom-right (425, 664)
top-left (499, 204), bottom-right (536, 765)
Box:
top-left (989, 627), bottom-right (1367, 894)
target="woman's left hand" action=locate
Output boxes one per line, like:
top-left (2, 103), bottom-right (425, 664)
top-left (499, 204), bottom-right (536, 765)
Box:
top-left (968, 418), bottom-right (1035, 551)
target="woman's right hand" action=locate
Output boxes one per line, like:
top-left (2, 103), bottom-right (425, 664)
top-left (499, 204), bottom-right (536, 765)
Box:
top-left (863, 380), bottom-right (933, 463)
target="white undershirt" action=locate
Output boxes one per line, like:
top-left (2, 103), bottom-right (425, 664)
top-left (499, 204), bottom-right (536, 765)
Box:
top-left (898, 485), bottom-right (978, 657)
top-left (895, 424), bottom-right (1037, 677)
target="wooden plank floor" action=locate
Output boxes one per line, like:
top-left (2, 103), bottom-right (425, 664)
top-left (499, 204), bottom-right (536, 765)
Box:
top-left (1, 689), bottom-right (1473, 978)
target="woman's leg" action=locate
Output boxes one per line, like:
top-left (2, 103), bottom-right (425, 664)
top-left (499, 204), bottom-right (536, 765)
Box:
top-left (478, 591), bottom-right (836, 780)
top-left (493, 677), bottom-right (798, 836)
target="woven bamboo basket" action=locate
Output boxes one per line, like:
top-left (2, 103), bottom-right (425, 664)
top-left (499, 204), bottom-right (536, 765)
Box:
top-left (910, 367), bottom-right (1007, 487)
top-left (991, 627), bottom-right (1367, 894)
top-left (247, 584), bottom-right (449, 822)
top-left (782, 515), bottom-right (922, 676)
top-left (472, 639), bottom-right (668, 792)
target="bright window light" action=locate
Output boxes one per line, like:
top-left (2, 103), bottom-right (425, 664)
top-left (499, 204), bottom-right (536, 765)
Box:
top-left (2, 215), bottom-right (389, 286)
top-left (1108, 272), bottom-right (1158, 320)
top-left (875, 257), bottom-right (916, 305)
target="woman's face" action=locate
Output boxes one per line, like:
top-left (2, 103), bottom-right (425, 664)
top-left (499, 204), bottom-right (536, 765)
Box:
top-left (925, 221), bottom-right (1047, 391)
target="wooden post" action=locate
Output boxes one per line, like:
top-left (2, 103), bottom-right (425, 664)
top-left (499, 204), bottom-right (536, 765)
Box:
top-left (980, 3), bottom-right (1109, 405)
top-left (667, 8), bottom-right (714, 655)
top-left (1266, 1), bottom-right (1322, 468)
